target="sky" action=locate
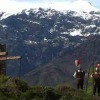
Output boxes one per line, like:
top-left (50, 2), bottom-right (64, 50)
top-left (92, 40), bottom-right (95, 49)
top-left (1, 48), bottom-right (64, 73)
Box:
top-left (0, 0), bottom-right (100, 14)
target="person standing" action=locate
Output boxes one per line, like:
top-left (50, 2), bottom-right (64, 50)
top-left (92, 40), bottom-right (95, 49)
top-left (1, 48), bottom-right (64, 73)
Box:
top-left (74, 59), bottom-right (85, 89)
top-left (73, 67), bottom-right (85, 89)
top-left (91, 69), bottom-right (100, 96)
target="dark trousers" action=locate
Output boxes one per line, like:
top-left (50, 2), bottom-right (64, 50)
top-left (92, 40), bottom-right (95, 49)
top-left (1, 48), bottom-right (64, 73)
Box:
top-left (77, 79), bottom-right (84, 89)
top-left (93, 84), bottom-right (100, 96)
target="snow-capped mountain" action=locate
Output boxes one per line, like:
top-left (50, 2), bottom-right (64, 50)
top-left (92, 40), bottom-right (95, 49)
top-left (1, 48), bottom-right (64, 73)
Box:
top-left (0, 1), bottom-right (100, 85)
top-left (0, 8), bottom-right (99, 77)
top-left (21, 8), bottom-right (100, 36)
top-left (1, 8), bottom-right (100, 36)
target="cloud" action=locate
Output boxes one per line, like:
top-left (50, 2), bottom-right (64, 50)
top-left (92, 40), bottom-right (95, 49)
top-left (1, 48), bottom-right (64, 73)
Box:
top-left (0, 0), bottom-right (99, 14)
top-left (0, 0), bottom-right (35, 14)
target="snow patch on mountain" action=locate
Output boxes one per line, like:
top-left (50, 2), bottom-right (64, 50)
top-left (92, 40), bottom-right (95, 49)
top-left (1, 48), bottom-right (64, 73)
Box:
top-left (61, 32), bottom-right (68, 35)
top-left (70, 29), bottom-right (82, 36)
top-left (0, 12), bottom-right (12, 20)
top-left (2, 25), bottom-right (7, 28)
top-left (85, 25), bottom-right (96, 29)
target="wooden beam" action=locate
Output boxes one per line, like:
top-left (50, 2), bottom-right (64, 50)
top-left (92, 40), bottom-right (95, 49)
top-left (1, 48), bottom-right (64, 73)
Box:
top-left (0, 52), bottom-right (7, 56)
top-left (0, 56), bottom-right (21, 60)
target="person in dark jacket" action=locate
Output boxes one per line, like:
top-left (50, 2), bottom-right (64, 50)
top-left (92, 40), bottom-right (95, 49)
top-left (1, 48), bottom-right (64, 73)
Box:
top-left (73, 67), bottom-right (85, 89)
top-left (91, 69), bottom-right (100, 96)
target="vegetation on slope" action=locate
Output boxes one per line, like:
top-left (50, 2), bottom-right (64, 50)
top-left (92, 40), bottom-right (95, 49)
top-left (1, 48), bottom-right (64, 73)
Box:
top-left (0, 75), bottom-right (94, 100)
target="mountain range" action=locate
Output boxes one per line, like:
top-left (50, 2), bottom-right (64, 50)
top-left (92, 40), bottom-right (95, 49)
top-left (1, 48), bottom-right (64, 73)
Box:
top-left (0, 1), bottom-right (100, 86)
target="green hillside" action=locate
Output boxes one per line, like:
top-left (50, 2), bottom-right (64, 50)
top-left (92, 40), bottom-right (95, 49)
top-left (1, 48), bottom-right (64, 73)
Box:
top-left (0, 75), bottom-right (95, 100)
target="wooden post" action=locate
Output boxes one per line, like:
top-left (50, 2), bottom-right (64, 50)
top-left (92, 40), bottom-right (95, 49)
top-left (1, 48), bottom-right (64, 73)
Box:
top-left (0, 56), bottom-right (22, 78)
top-left (0, 43), bottom-right (22, 79)
top-left (0, 44), bottom-right (6, 75)
top-left (0, 56), bottom-right (21, 60)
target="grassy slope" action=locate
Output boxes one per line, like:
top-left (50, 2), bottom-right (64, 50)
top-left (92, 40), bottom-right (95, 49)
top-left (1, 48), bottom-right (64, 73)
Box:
top-left (0, 75), bottom-right (94, 100)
